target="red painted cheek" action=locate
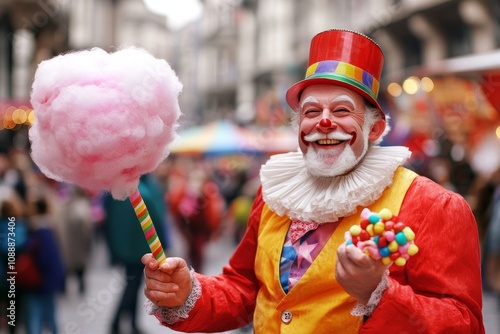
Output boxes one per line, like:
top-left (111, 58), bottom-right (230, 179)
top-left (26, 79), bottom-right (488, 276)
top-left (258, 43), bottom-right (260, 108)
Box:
top-left (349, 132), bottom-right (357, 145)
top-left (300, 131), bottom-right (309, 146)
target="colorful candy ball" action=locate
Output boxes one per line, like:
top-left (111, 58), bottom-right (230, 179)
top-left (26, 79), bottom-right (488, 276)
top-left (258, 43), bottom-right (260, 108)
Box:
top-left (345, 208), bottom-right (419, 266)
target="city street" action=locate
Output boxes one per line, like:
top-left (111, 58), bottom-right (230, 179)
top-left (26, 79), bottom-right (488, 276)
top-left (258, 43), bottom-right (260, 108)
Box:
top-left (55, 224), bottom-right (243, 334)
top-left (1, 1), bottom-right (499, 333)
top-left (484, 292), bottom-right (500, 334)
top-left (45, 225), bottom-right (500, 334)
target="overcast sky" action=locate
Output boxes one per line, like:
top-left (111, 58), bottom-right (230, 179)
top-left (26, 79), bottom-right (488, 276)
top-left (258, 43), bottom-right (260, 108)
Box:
top-left (143, 0), bottom-right (203, 30)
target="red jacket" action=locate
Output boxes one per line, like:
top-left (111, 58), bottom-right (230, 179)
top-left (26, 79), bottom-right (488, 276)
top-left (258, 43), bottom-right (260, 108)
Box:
top-left (162, 175), bottom-right (484, 333)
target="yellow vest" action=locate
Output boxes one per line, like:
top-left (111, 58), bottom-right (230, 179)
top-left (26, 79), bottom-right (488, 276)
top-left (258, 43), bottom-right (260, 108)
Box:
top-left (253, 167), bottom-right (417, 333)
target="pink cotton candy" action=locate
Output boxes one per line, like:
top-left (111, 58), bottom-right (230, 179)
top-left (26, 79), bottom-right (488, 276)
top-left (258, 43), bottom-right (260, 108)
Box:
top-left (29, 47), bottom-right (182, 199)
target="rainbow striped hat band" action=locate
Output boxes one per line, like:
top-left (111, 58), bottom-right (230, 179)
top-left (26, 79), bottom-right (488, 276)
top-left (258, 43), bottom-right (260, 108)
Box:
top-left (286, 29), bottom-right (384, 113)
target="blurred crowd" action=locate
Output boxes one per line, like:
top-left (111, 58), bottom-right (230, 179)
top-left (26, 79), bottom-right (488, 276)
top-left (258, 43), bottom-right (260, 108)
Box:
top-left (0, 142), bottom-right (264, 333)
top-left (0, 121), bottom-right (499, 332)
top-left (384, 103), bottom-right (500, 319)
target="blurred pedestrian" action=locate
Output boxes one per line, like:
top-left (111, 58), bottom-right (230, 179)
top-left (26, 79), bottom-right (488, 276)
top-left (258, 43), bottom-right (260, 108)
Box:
top-left (227, 194), bottom-right (253, 245)
top-left (226, 174), bottom-right (258, 245)
top-left (0, 185), bottom-right (29, 333)
top-left (58, 185), bottom-right (94, 295)
top-left (23, 196), bottom-right (65, 334)
top-left (437, 119), bottom-right (477, 198)
top-left (484, 168), bottom-right (500, 310)
top-left (142, 29), bottom-right (483, 333)
top-left (168, 163), bottom-right (224, 272)
top-left (0, 151), bottom-right (27, 202)
top-left (103, 173), bottom-right (169, 334)
top-left (469, 175), bottom-right (496, 244)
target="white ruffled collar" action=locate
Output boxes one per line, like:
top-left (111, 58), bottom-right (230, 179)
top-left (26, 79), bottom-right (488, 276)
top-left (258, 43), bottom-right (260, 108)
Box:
top-left (260, 146), bottom-right (411, 223)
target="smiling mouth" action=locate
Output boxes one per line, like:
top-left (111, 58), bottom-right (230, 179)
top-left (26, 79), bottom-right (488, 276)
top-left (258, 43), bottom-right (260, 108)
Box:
top-left (316, 139), bottom-right (343, 145)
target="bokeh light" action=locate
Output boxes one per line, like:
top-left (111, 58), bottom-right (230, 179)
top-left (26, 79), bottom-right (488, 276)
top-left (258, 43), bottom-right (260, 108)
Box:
top-left (387, 82), bottom-right (403, 97)
top-left (402, 76), bottom-right (420, 95)
top-left (420, 77), bottom-right (434, 92)
top-left (1, 104), bottom-right (33, 129)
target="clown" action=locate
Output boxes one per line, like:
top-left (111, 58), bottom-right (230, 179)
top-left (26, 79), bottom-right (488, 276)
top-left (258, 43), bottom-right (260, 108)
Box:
top-left (142, 29), bottom-right (484, 333)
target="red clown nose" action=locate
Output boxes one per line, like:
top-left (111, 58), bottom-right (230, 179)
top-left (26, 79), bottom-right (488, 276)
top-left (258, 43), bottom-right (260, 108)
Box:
top-left (319, 118), bottom-right (332, 127)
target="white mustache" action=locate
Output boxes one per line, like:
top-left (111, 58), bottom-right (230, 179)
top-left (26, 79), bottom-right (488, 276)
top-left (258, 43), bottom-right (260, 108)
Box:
top-left (303, 131), bottom-right (352, 143)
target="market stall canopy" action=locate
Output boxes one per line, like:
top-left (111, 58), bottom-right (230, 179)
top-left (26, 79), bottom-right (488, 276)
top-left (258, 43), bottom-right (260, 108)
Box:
top-left (247, 126), bottom-right (298, 154)
top-left (170, 120), bottom-right (259, 156)
top-left (416, 49), bottom-right (500, 112)
top-left (169, 120), bottom-right (298, 156)
top-left (418, 49), bottom-right (500, 75)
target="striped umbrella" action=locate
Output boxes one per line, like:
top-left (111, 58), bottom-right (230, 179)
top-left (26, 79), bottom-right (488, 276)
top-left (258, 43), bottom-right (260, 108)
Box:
top-left (248, 126), bottom-right (299, 154)
top-left (169, 120), bottom-right (259, 155)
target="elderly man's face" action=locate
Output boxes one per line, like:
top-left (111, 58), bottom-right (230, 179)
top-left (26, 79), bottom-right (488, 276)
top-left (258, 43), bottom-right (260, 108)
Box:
top-left (298, 84), bottom-right (384, 176)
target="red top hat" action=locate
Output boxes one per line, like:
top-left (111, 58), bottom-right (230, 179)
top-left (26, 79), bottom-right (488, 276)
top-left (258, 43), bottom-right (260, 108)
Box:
top-left (286, 29), bottom-right (384, 113)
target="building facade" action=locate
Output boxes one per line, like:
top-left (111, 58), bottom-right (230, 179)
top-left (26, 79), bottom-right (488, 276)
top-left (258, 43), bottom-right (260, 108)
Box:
top-left (176, 0), bottom-right (499, 126)
top-left (2, 0), bottom-right (499, 162)
top-left (0, 0), bottom-right (170, 140)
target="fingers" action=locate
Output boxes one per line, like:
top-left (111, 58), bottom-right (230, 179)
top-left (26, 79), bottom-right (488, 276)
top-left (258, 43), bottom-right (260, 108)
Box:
top-left (345, 243), bottom-right (372, 265)
top-left (336, 242), bottom-right (390, 302)
top-left (142, 257), bottom-right (188, 287)
top-left (142, 255), bottom-right (186, 275)
top-left (141, 253), bottom-right (159, 270)
top-left (142, 255), bottom-right (191, 308)
top-left (143, 261), bottom-right (180, 306)
top-left (144, 285), bottom-right (180, 307)
top-left (337, 243), bottom-right (370, 268)
top-left (144, 261), bottom-right (179, 283)
top-left (158, 257), bottom-right (187, 274)
top-left (144, 276), bottom-right (179, 294)
top-left (336, 242), bottom-right (385, 282)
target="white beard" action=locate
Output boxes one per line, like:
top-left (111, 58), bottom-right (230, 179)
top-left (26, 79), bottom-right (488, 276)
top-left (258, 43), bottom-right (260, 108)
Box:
top-left (304, 128), bottom-right (370, 177)
top-left (304, 145), bottom-right (357, 177)
top-left (260, 145), bottom-right (412, 223)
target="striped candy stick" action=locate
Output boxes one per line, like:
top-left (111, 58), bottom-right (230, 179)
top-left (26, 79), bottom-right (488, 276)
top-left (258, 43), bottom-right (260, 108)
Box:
top-left (129, 189), bottom-right (167, 264)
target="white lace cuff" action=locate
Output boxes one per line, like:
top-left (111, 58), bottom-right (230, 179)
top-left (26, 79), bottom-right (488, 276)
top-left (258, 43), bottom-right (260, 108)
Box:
top-left (351, 270), bottom-right (390, 318)
top-left (144, 269), bottom-right (202, 325)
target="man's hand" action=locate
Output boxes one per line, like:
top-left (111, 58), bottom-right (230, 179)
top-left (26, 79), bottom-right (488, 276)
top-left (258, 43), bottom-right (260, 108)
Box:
top-left (336, 242), bottom-right (390, 304)
top-left (142, 254), bottom-right (193, 308)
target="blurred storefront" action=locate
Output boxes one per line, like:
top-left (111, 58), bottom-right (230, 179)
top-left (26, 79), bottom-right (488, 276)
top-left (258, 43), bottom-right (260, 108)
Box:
top-left (385, 50), bottom-right (500, 181)
top-left (2, 0), bottom-right (500, 160)
top-left (0, 0), bottom-right (171, 150)
top-left (0, 99), bottom-right (32, 152)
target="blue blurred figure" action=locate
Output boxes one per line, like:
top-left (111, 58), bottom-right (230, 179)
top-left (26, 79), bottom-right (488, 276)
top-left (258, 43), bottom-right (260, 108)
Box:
top-left (103, 173), bottom-right (170, 334)
top-left (484, 168), bottom-right (500, 325)
top-left (0, 186), bottom-right (29, 333)
top-left (23, 196), bottom-right (66, 334)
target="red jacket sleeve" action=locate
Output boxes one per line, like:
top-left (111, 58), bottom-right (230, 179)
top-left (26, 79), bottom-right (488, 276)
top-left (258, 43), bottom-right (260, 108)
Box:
top-left (361, 176), bottom-right (485, 334)
top-left (166, 187), bottom-right (265, 332)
